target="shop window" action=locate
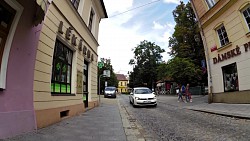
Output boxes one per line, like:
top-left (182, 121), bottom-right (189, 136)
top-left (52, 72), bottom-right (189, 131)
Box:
top-left (216, 25), bottom-right (229, 47)
top-left (71, 0), bottom-right (80, 10)
top-left (51, 40), bottom-right (73, 94)
top-left (222, 63), bottom-right (239, 92)
top-left (88, 8), bottom-right (95, 31)
top-left (242, 6), bottom-right (250, 31)
top-left (205, 0), bottom-right (215, 9)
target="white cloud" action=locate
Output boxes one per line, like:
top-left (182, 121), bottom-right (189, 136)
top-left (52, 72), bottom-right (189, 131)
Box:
top-left (163, 0), bottom-right (180, 4)
top-left (153, 21), bottom-right (165, 30)
top-left (104, 0), bottom-right (133, 14)
top-left (99, 0), bottom-right (177, 74)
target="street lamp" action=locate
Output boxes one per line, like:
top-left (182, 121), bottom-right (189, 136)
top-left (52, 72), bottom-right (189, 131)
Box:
top-left (149, 50), bottom-right (154, 91)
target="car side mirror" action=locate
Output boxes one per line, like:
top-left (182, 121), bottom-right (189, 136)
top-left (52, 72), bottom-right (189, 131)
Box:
top-left (130, 92), bottom-right (133, 95)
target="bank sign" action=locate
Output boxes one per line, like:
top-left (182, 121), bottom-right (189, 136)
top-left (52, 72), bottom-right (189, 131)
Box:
top-left (213, 42), bottom-right (250, 64)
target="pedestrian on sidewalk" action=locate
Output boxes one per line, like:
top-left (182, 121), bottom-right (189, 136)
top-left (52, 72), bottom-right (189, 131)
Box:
top-left (185, 83), bottom-right (192, 102)
top-left (181, 84), bottom-right (187, 103)
top-left (176, 84), bottom-right (184, 102)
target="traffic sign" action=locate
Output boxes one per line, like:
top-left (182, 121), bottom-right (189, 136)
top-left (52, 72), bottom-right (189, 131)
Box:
top-left (98, 62), bottom-right (104, 68)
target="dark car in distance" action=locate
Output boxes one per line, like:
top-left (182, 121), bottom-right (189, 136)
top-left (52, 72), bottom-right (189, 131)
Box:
top-left (104, 87), bottom-right (117, 98)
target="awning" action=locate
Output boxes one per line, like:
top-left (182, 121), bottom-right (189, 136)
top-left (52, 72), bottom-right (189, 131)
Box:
top-left (34, 0), bottom-right (49, 26)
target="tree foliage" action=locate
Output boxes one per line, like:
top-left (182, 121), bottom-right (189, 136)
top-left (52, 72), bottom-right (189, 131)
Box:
top-left (129, 40), bottom-right (165, 89)
top-left (169, 1), bottom-right (204, 66)
top-left (161, 1), bottom-right (208, 86)
top-left (166, 57), bottom-right (202, 85)
top-left (98, 58), bottom-right (118, 94)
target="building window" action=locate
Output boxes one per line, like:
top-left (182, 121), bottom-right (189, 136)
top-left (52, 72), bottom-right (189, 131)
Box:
top-left (71, 0), bottom-right (80, 10)
top-left (242, 6), bottom-right (250, 31)
top-left (205, 0), bottom-right (215, 9)
top-left (88, 9), bottom-right (95, 31)
top-left (51, 40), bottom-right (73, 94)
top-left (222, 63), bottom-right (239, 92)
top-left (0, 0), bottom-right (15, 71)
top-left (216, 25), bottom-right (229, 47)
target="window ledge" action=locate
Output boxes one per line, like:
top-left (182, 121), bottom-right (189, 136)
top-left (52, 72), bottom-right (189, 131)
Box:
top-left (246, 32), bottom-right (250, 37)
top-left (217, 42), bottom-right (232, 52)
top-left (51, 93), bottom-right (76, 96)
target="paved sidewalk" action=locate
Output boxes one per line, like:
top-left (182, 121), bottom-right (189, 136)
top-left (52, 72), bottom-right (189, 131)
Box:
top-left (158, 94), bottom-right (250, 119)
top-left (3, 96), bottom-right (131, 141)
top-left (185, 97), bottom-right (250, 119)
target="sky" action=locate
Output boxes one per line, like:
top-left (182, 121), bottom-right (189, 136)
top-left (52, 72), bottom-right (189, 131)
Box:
top-left (98, 0), bottom-right (188, 75)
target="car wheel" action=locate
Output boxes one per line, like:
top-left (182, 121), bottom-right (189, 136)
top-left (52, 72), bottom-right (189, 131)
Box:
top-left (129, 99), bottom-right (132, 104)
top-left (132, 100), bottom-right (136, 108)
top-left (153, 104), bottom-right (157, 107)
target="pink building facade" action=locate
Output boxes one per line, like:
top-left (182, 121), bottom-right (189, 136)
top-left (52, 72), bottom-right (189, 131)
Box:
top-left (0, 0), bottom-right (47, 138)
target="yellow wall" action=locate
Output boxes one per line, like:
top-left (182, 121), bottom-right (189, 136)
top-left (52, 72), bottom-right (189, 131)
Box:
top-left (192, 0), bottom-right (250, 103)
top-left (118, 80), bottom-right (128, 93)
top-left (33, 0), bottom-right (102, 110)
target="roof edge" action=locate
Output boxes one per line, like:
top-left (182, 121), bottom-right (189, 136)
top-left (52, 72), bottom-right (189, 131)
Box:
top-left (100, 0), bottom-right (108, 18)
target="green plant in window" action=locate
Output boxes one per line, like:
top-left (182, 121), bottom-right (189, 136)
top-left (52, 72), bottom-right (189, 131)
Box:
top-left (62, 65), bottom-right (67, 73)
top-left (56, 63), bottom-right (60, 70)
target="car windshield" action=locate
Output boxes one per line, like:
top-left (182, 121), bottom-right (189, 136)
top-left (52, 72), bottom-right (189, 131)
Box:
top-left (105, 87), bottom-right (116, 91)
top-left (134, 88), bottom-right (152, 94)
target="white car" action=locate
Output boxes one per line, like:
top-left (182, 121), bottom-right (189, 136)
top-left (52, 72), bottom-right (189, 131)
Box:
top-left (129, 87), bottom-right (157, 107)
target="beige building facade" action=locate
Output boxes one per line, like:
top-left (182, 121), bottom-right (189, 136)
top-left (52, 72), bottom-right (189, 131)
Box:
top-left (33, 0), bottom-right (107, 128)
top-left (191, 0), bottom-right (250, 103)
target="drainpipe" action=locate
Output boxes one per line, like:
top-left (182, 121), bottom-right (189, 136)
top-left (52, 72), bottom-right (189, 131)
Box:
top-left (190, 0), bottom-right (213, 103)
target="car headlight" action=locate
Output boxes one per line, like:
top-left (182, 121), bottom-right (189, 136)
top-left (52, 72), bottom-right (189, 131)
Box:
top-left (135, 97), bottom-right (139, 100)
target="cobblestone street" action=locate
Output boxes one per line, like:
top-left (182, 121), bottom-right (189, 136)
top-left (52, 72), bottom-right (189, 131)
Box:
top-left (119, 95), bottom-right (250, 141)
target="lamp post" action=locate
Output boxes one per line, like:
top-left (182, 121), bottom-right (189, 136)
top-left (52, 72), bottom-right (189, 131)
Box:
top-left (149, 50), bottom-right (154, 91)
top-left (98, 74), bottom-right (104, 105)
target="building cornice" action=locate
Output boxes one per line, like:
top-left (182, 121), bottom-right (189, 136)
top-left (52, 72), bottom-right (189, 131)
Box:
top-left (200, 0), bottom-right (237, 28)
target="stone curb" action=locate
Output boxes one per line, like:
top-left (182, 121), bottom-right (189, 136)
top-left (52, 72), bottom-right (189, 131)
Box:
top-left (117, 99), bottom-right (146, 141)
top-left (185, 107), bottom-right (250, 119)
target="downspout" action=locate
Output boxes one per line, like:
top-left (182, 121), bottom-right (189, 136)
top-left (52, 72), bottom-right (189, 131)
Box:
top-left (190, 0), bottom-right (213, 103)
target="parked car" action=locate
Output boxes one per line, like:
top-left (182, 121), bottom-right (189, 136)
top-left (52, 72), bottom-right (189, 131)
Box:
top-left (129, 87), bottom-right (157, 107)
top-left (104, 87), bottom-right (117, 98)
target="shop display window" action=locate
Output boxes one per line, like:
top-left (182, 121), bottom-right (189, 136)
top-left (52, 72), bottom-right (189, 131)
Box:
top-left (222, 63), bottom-right (239, 92)
top-left (51, 40), bottom-right (73, 94)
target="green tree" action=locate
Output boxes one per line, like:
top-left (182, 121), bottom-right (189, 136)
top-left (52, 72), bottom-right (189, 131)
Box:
top-left (129, 40), bottom-right (165, 89)
top-left (167, 1), bottom-right (207, 85)
top-left (98, 58), bottom-right (118, 94)
top-left (166, 57), bottom-right (202, 85)
top-left (169, 1), bottom-right (204, 65)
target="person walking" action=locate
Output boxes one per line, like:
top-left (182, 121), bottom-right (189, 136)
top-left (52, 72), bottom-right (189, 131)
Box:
top-left (176, 84), bottom-right (184, 102)
top-left (185, 83), bottom-right (192, 102)
top-left (181, 84), bottom-right (186, 102)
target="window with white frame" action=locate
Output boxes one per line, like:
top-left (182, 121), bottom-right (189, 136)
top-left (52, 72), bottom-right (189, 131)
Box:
top-left (205, 0), bottom-right (215, 9)
top-left (88, 8), bottom-right (95, 31)
top-left (216, 25), bottom-right (229, 47)
top-left (0, 0), bottom-right (22, 89)
top-left (242, 6), bottom-right (250, 31)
